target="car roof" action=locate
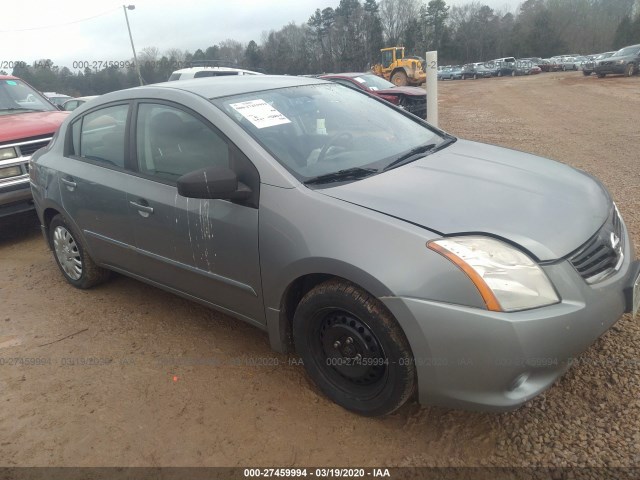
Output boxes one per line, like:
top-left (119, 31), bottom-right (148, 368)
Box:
top-left (321, 72), bottom-right (374, 78)
top-left (125, 75), bottom-right (332, 100)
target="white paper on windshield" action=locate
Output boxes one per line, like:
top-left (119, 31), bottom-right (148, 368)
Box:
top-left (370, 86), bottom-right (379, 91)
top-left (354, 77), bottom-right (365, 83)
top-left (229, 99), bottom-right (291, 129)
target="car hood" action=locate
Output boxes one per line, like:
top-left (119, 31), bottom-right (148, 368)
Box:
top-left (377, 86), bottom-right (425, 96)
top-left (0, 110), bottom-right (68, 144)
top-left (319, 139), bottom-right (610, 261)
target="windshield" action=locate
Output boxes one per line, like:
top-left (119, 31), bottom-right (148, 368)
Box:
top-left (0, 78), bottom-right (56, 114)
top-left (212, 83), bottom-right (447, 184)
top-left (348, 74), bottom-right (395, 91)
top-left (615, 45), bottom-right (640, 57)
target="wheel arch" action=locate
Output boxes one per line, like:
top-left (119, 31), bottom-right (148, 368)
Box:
top-left (265, 260), bottom-right (395, 354)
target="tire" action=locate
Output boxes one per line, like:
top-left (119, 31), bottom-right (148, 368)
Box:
top-left (49, 214), bottom-right (110, 289)
top-left (511, 70), bottom-right (516, 77)
top-left (497, 71), bottom-right (503, 77)
top-left (391, 70), bottom-right (408, 86)
top-left (562, 65), bottom-right (566, 71)
top-left (624, 64), bottom-right (635, 77)
top-left (293, 279), bottom-right (416, 416)
top-left (473, 74), bottom-right (478, 80)
top-left (583, 70), bottom-right (591, 76)
top-left (597, 73), bottom-right (606, 78)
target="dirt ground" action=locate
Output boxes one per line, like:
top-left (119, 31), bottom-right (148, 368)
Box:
top-left (1, 72), bottom-right (639, 468)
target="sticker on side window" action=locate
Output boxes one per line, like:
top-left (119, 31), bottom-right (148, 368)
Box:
top-left (229, 99), bottom-right (291, 129)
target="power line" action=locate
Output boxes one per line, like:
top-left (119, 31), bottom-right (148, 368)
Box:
top-left (0, 7), bottom-right (121, 33)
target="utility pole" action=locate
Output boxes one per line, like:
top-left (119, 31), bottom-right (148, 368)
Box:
top-left (123, 5), bottom-right (144, 86)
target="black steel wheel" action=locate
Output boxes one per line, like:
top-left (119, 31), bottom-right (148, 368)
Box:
top-left (293, 279), bottom-right (415, 416)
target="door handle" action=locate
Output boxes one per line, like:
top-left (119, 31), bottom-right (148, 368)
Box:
top-left (129, 200), bottom-right (154, 217)
top-left (60, 177), bottom-right (77, 190)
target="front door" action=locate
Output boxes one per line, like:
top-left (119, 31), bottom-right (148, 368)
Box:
top-left (125, 101), bottom-right (264, 324)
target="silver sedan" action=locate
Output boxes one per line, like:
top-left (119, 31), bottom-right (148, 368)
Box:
top-left (30, 76), bottom-right (640, 416)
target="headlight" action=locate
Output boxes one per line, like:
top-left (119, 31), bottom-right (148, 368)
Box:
top-left (0, 165), bottom-right (22, 179)
top-left (615, 60), bottom-right (625, 64)
top-left (0, 147), bottom-right (17, 160)
top-left (428, 236), bottom-right (560, 312)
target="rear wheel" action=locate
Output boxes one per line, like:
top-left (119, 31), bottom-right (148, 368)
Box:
top-left (583, 70), bottom-right (591, 76)
top-left (597, 73), bottom-right (606, 78)
top-left (293, 280), bottom-right (416, 416)
top-left (391, 71), bottom-right (408, 86)
top-left (49, 215), bottom-right (110, 289)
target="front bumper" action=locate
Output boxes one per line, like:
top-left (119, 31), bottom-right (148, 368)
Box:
top-left (0, 180), bottom-right (34, 217)
top-left (381, 235), bottom-right (637, 411)
top-left (595, 64), bottom-right (626, 74)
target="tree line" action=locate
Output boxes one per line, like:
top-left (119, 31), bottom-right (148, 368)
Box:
top-left (5, 0), bottom-right (640, 96)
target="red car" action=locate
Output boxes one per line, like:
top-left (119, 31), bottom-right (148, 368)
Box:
top-left (0, 75), bottom-right (68, 217)
top-left (319, 72), bottom-right (426, 118)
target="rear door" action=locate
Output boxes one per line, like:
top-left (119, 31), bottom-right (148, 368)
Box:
top-left (57, 102), bottom-right (139, 270)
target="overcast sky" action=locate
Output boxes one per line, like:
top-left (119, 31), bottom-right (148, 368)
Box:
top-left (2, 0), bottom-right (519, 69)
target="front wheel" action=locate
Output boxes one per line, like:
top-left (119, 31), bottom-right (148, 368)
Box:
top-left (583, 70), bottom-right (591, 76)
top-left (391, 71), bottom-right (408, 86)
top-left (49, 215), bottom-right (110, 289)
top-left (624, 64), bottom-right (635, 77)
top-left (293, 280), bottom-right (416, 416)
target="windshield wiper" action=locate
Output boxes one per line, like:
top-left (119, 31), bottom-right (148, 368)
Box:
top-left (383, 143), bottom-right (436, 171)
top-left (383, 137), bottom-right (455, 172)
top-left (303, 167), bottom-right (379, 185)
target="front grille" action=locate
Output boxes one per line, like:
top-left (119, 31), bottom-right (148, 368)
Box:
top-left (17, 140), bottom-right (51, 157)
top-left (569, 206), bottom-right (624, 284)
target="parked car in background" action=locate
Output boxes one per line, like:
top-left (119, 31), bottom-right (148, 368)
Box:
top-left (437, 65), bottom-right (463, 80)
top-left (168, 61), bottom-right (262, 81)
top-left (0, 75), bottom-right (68, 217)
top-left (44, 92), bottom-right (72, 108)
top-left (30, 75), bottom-right (640, 416)
top-left (583, 52), bottom-right (616, 76)
top-left (562, 56), bottom-right (589, 71)
top-left (319, 73), bottom-right (426, 118)
top-left (539, 59), bottom-right (553, 72)
top-left (62, 96), bottom-right (99, 112)
top-left (472, 62), bottom-right (494, 77)
top-left (515, 59), bottom-right (535, 75)
top-left (487, 57), bottom-right (516, 77)
top-left (594, 44), bottom-right (640, 77)
top-left (461, 63), bottom-right (491, 79)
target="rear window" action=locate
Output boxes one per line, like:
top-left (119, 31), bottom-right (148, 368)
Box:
top-left (168, 73), bottom-right (181, 81)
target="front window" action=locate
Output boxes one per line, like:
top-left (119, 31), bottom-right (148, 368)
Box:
top-left (136, 103), bottom-right (230, 181)
top-left (0, 78), bottom-right (56, 115)
top-left (212, 84), bottom-right (448, 184)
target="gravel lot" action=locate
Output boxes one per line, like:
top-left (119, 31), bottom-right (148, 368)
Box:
top-left (1, 71), bottom-right (639, 468)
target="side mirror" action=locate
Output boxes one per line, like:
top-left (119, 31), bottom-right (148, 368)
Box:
top-left (177, 166), bottom-right (251, 201)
